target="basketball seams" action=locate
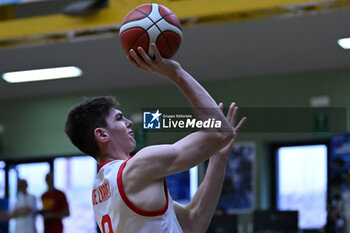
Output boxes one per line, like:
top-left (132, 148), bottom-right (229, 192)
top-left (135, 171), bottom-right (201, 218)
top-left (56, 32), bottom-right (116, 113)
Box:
top-left (121, 4), bottom-right (181, 51)
top-left (153, 13), bottom-right (182, 57)
top-left (158, 4), bottom-right (182, 30)
top-left (135, 9), bottom-right (150, 18)
top-left (159, 31), bottom-right (173, 56)
top-left (144, 3), bottom-right (178, 56)
top-left (156, 4), bottom-right (173, 55)
top-left (120, 27), bottom-right (150, 52)
top-left (154, 14), bottom-right (180, 31)
top-left (119, 3), bottom-right (182, 58)
top-left (155, 19), bottom-right (182, 38)
top-left (158, 30), bottom-right (182, 57)
top-left (148, 17), bottom-right (169, 55)
top-left (159, 13), bottom-right (181, 30)
top-left (162, 14), bottom-right (182, 30)
top-left (120, 17), bottom-right (153, 33)
top-left (135, 4), bottom-right (162, 55)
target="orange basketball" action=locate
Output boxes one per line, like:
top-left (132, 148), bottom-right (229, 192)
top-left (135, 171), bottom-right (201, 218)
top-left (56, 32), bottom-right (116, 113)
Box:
top-left (119, 3), bottom-right (183, 58)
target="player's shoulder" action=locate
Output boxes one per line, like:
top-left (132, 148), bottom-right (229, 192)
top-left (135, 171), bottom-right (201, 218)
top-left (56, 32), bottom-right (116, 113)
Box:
top-left (98, 160), bottom-right (125, 173)
top-left (95, 160), bottom-right (126, 185)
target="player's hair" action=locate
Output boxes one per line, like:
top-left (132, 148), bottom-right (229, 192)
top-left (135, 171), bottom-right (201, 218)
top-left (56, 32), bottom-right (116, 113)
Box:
top-left (64, 96), bottom-right (120, 159)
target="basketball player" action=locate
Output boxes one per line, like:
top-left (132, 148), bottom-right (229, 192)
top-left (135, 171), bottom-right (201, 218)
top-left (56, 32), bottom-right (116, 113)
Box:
top-left (65, 44), bottom-right (246, 233)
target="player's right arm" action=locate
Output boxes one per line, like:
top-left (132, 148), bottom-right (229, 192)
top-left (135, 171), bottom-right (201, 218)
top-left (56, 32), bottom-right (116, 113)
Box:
top-left (125, 44), bottom-right (235, 190)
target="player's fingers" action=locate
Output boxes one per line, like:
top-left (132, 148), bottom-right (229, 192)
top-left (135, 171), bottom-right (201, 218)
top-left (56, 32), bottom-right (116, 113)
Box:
top-left (129, 49), bottom-right (145, 66)
top-left (137, 47), bottom-right (154, 65)
top-left (227, 102), bottom-right (236, 124)
top-left (235, 116), bottom-right (247, 133)
top-left (151, 43), bottom-right (162, 61)
top-left (127, 54), bottom-right (143, 69)
top-left (232, 106), bottom-right (239, 126)
top-left (226, 140), bottom-right (235, 150)
top-left (218, 102), bottom-right (224, 112)
top-left (129, 49), bottom-right (153, 72)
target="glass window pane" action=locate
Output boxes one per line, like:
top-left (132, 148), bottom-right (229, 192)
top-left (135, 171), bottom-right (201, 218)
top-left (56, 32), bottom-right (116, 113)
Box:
top-left (9, 162), bottom-right (50, 233)
top-left (277, 144), bottom-right (327, 229)
top-left (17, 163), bottom-right (50, 197)
top-left (166, 166), bottom-right (198, 204)
top-left (0, 161), bottom-right (5, 199)
top-left (54, 156), bottom-right (97, 233)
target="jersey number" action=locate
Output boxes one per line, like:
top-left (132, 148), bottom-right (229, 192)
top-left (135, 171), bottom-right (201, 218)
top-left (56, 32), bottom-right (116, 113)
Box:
top-left (101, 214), bottom-right (114, 233)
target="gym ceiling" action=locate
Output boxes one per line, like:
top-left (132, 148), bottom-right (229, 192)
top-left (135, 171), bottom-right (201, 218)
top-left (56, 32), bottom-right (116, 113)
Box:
top-left (0, 0), bottom-right (349, 100)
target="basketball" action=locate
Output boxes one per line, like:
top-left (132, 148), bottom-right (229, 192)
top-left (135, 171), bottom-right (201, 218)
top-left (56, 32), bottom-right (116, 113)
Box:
top-left (119, 3), bottom-right (183, 58)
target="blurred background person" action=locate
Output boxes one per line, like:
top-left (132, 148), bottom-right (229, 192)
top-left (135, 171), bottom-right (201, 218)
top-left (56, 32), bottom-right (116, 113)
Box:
top-left (10, 179), bottom-right (37, 233)
top-left (39, 172), bottom-right (69, 233)
top-left (0, 179), bottom-right (37, 233)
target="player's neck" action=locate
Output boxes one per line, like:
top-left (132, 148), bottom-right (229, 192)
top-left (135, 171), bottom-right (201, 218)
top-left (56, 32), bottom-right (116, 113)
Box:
top-left (98, 152), bottom-right (129, 163)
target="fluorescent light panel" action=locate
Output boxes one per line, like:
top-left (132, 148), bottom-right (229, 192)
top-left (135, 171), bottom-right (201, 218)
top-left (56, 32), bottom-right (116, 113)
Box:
top-left (2, 66), bottom-right (82, 83)
top-left (338, 37), bottom-right (350, 49)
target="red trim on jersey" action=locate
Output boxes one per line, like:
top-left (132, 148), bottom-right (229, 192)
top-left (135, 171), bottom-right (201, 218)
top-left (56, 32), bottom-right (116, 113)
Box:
top-left (117, 158), bottom-right (169, 217)
top-left (97, 160), bottom-right (114, 173)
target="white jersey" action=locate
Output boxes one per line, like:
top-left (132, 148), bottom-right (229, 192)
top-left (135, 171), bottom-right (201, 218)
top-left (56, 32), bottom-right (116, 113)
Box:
top-left (13, 193), bottom-right (37, 233)
top-left (92, 158), bottom-right (183, 233)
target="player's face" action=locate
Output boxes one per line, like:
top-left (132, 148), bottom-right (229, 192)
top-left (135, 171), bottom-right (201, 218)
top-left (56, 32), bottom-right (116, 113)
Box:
top-left (105, 108), bottom-right (136, 154)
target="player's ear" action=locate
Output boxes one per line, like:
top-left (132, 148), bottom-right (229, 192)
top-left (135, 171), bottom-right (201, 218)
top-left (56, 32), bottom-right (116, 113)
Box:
top-left (94, 128), bottom-right (109, 143)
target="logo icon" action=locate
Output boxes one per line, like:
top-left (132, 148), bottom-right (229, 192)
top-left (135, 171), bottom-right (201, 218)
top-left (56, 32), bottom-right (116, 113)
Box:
top-left (143, 109), bottom-right (162, 129)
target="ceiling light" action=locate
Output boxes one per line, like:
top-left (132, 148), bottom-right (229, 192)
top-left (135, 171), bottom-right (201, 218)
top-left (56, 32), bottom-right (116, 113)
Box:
top-left (337, 38), bottom-right (350, 49)
top-left (2, 66), bottom-right (82, 83)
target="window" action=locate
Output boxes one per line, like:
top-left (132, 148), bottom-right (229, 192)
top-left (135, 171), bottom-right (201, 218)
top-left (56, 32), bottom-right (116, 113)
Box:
top-left (9, 162), bottom-right (50, 233)
top-left (0, 161), bottom-right (5, 198)
top-left (166, 166), bottom-right (198, 204)
top-left (54, 156), bottom-right (97, 233)
top-left (276, 144), bottom-right (328, 229)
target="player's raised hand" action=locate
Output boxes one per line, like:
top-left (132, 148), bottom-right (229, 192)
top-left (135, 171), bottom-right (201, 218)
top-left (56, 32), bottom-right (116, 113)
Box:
top-left (214, 102), bottom-right (247, 160)
top-left (127, 43), bottom-right (183, 79)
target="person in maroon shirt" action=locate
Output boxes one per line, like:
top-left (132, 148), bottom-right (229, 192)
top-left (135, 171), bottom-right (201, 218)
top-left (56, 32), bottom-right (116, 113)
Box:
top-left (40, 173), bottom-right (70, 233)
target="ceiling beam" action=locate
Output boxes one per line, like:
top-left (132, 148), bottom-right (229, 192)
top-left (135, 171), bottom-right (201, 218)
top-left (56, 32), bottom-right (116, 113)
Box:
top-left (0, 0), bottom-right (349, 47)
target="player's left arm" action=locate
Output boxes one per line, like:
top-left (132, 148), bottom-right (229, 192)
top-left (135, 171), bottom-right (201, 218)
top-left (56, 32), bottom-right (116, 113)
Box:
top-left (173, 105), bottom-right (246, 233)
top-left (173, 156), bottom-right (230, 233)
